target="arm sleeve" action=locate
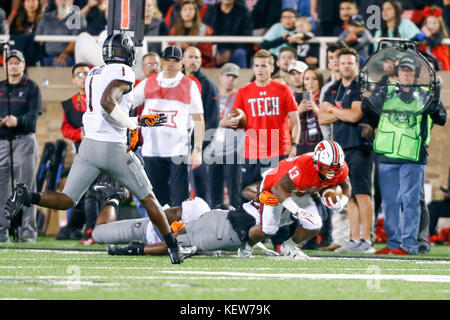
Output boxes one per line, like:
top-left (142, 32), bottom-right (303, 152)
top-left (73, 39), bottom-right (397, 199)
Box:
top-left (429, 102), bottom-right (447, 126)
top-left (426, 32), bottom-right (444, 49)
top-left (189, 81), bottom-right (204, 115)
top-left (285, 87), bottom-right (299, 113)
top-left (61, 112), bottom-right (83, 142)
top-left (17, 82), bottom-right (42, 131)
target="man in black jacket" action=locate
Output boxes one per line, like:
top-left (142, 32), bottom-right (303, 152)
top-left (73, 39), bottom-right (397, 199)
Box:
top-left (0, 50), bottom-right (41, 242)
top-left (203, 0), bottom-right (253, 68)
top-left (183, 47), bottom-right (220, 207)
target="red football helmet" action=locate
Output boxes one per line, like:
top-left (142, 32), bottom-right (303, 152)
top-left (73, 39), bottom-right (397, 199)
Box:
top-left (313, 139), bottom-right (345, 180)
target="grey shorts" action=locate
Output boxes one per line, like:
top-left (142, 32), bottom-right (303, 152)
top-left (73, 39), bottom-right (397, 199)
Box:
top-left (92, 218), bottom-right (150, 244)
top-left (177, 210), bottom-right (243, 251)
top-left (62, 138), bottom-right (153, 205)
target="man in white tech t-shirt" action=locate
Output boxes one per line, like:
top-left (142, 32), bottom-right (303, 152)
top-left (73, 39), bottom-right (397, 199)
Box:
top-left (133, 45), bottom-right (205, 207)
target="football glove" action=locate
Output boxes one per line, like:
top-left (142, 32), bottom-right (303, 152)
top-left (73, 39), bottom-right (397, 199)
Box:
top-left (127, 129), bottom-right (139, 152)
top-left (321, 194), bottom-right (349, 212)
top-left (138, 113), bottom-right (167, 127)
top-left (258, 191), bottom-right (279, 206)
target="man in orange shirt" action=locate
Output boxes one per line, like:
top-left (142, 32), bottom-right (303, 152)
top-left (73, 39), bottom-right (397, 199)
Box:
top-left (222, 49), bottom-right (300, 200)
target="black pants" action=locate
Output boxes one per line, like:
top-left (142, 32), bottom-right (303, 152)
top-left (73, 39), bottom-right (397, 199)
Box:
top-left (428, 200), bottom-right (450, 236)
top-left (209, 156), bottom-right (242, 209)
top-left (240, 155), bottom-right (288, 203)
top-left (190, 162), bottom-right (211, 206)
top-left (144, 156), bottom-right (189, 207)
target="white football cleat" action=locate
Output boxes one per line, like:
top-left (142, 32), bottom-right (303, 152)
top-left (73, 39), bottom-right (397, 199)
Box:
top-left (280, 240), bottom-right (309, 260)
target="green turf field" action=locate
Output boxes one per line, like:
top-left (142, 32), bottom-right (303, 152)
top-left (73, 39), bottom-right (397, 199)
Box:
top-left (0, 237), bottom-right (449, 300)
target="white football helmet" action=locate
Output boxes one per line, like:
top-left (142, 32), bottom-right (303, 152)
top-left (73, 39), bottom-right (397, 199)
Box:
top-left (313, 139), bottom-right (345, 180)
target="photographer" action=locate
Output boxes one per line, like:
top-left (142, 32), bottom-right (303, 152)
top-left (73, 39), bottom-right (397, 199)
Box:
top-left (0, 49), bottom-right (42, 243)
top-left (366, 56), bottom-right (447, 255)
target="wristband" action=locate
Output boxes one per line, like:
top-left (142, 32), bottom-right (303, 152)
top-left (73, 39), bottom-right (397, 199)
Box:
top-left (109, 104), bottom-right (138, 130)
top-left (282, 197), bottom-right (302, 215)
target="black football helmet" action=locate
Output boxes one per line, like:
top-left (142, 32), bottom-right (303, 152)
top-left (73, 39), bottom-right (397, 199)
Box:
top-left (102, 33), bottom-right (136, 67)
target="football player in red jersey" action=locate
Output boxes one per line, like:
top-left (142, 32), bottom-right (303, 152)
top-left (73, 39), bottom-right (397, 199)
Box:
top-left (241, 139), bottom-right (352, 258)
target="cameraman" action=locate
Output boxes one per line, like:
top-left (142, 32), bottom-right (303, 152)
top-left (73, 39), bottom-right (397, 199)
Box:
top-left (368, 56), bottom-right (447, 255)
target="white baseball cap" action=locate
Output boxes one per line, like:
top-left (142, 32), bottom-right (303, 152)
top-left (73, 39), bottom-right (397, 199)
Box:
top-left (288, 60), bottom-right (308, 73)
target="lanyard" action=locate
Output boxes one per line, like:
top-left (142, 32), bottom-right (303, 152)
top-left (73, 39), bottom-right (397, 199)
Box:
top-left (219, 91), bottom-right (236, 120)
top-left (335, 80), bottom-right (354, 108)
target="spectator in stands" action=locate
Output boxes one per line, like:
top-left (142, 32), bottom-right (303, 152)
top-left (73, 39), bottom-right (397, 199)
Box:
top-left (133, 45), bottom-right (205, 207)
top-left (250, 0), bottom-right (282, 36)
top-left (141, 52), bottom-right (162, 80)
top-left (9, 0), bottom-right (44, 66)
top-left (318, 42), bottom-right (347, 143)
top-left (221, 49), bottom-right (300, 199)
top-left (288, 17), bottom-right (319, 67)
top-left (3, 0), bottom-right (20, 28)
top-left (334, 0), bottom-right (359, 36)
top-left (203, 0), bottom-right (253, 68)
top-left (261, 8), bottom-right (297, 58)
top-left (164, 0), bottom-right (207, 29)
top-left (207, 63), bottom-right (244, 209)
top-left (296, 67), bottom-right (324, 155)
top-left (338, 14), bottom-right (372, 66)
top-left (287, 60), bottom-right (307, 95)
top-left (80, 0), bottom-right (107, 36)
top-left (310, 0), bottom-right (340, 36)
top-left (182, 46), bottom-right (220, 206)
top-left (417, 5), bottom-right (450, 71)
top-left (169, 0), bottom-right (215, 68)
top-left (367, 57), bottom-right (447, 255)
top-left (10, 0), bottom-right (43, 34)
top-left (318, 48), bottom-right (376, 254)
top-left (36, 0), bottom-right (87, 67)
top-left (157, 0), bottom-right (174, 17)
top-left (0, 50), bottom-right (41, 243)
top-left (273, 46), bottom-right (297, 84)
top-left (144, 0), bottom-right (170, 54)
top-left (444, 0), bottom-right (450, 33)
top-left (0, 7), bottom-right (6, 34)
top-left (373, 0), bottom-right (421, 50)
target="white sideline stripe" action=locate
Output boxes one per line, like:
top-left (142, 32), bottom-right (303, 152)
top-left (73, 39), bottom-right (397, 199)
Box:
top-left (161, 271), bottom-right (450, 283)
top-left (0, 273), bottom-right (449, 283)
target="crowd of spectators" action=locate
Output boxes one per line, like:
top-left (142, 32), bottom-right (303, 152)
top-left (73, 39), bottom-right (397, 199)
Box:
top-left (0, 0), bottom-right (449, 253)
top-left (0, 0), bottom-right (448, 70)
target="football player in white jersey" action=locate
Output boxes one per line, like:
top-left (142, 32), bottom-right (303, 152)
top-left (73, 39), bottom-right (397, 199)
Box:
top-left (3, 33), bottom-right (190, 264)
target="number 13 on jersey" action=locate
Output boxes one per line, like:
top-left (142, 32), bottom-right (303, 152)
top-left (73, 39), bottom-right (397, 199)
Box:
top-left (289, 166), bottom-right (299, 179)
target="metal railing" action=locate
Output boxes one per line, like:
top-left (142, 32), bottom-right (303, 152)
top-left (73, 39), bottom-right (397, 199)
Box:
top-left (0, 34), bottom-right (449, 70)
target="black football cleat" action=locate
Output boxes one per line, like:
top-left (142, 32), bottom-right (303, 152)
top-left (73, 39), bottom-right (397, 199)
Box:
top-left (93, 183), bottom-right (129, 202)
top-left (4, 183), bottom-right (31, 220)
top-left (107, 241), bottom-right (146, 256)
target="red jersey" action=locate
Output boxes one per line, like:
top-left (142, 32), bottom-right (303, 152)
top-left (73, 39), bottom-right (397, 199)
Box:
top-left (232, 80), bottom-right (298, 159)
top-left (262, 153), bottom-right (349, 196)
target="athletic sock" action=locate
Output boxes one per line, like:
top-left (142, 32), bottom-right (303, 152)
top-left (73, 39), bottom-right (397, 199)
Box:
top-left (163, 232), bottom-right (178, 250)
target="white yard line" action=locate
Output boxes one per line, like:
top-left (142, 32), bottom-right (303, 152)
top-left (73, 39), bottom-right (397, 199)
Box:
top-left (160, 270), bottom-right (450, 283)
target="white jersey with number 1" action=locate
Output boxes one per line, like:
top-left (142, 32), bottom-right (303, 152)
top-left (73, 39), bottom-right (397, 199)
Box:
top-left (83, 63), bottom-right (135, 144)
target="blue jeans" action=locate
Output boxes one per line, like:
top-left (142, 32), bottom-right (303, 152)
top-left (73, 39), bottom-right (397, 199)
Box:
top-left (43, 55), bottom-right (75, 67)
top-left (218, 47), bottom-right (248, 68)
top-left (378, 162), bottom-right (424, 254)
